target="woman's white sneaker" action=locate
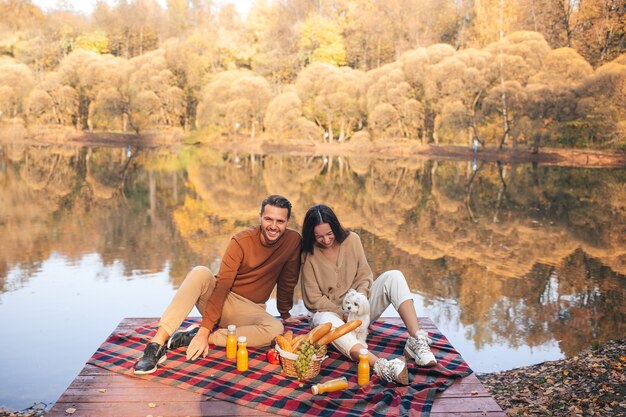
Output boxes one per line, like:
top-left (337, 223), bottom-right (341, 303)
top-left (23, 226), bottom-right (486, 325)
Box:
top-left (374, 357), bottom-right (409, 385)
top-left (404, 330), bottom-right (437, 367)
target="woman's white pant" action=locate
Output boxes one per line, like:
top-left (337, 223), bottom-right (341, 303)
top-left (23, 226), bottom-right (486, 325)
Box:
top-left (311, 270), bottom-right (413, 359)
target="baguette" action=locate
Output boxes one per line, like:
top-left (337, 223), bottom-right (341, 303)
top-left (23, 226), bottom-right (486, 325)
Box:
top-left (306, 322), bottom-right (332, 343)
top-left (283, 330), bottom-right (293, 343)
top-left (317, 320), bottom-right (362, 346)
top-left (275, 334), bottom-right (293, 352)
top-left (291, 334), bottom-right (306, 352)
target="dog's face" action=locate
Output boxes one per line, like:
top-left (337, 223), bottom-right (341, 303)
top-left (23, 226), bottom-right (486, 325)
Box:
top-left (342, 289), bottom-right (370, 316)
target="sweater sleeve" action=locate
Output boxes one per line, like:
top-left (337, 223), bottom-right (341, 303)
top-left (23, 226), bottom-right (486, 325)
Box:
top-left (300, 255), bottom-right (344, 316)
top-left (200, 237), bottom-right (243, 331)
top-left (351, 234), bottom-right (373, 297)
top-left (275, 235), bottom-right (302, 319)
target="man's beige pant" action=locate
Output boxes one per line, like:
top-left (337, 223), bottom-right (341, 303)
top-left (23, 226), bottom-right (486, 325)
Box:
top-left (159, 266), bottom-right (284, 347)
top-left (311, 270), bottom-right (413, 358)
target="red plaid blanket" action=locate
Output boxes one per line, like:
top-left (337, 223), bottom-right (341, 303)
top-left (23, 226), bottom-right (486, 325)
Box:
top-left (89, 318), bottom-right (472, 417)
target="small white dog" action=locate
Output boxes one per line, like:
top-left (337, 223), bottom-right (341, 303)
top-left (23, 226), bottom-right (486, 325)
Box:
top-left (342, 289), bottom-right (370, 345)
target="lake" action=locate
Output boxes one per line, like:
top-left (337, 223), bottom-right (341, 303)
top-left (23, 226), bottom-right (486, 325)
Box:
top-left (0, 142), bottom-right (624, 411)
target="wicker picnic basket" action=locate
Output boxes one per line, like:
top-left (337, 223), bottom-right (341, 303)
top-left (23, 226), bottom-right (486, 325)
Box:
top-left (275, 344), bottom-right (327, 380)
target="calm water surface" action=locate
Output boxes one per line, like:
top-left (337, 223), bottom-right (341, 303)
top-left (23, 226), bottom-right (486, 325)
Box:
top-left (0, 143), bottom-right (624, 410)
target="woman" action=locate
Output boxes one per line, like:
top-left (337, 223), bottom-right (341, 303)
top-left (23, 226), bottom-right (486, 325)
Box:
top-left (300, 204), bottom-right (437, 385)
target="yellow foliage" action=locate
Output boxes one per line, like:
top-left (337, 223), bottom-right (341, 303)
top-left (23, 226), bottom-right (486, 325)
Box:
top-left (299, 15), bottom-right (346, 66)
top-left (75, 31), bottom-right (110, 54)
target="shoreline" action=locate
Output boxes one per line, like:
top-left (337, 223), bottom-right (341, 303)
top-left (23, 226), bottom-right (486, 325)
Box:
top-left (2, 339), bottom-right (623, 416)
top-left (478, 338), bottom-right (625, 416)
top-left (0, 128), bottom-right (624, 168)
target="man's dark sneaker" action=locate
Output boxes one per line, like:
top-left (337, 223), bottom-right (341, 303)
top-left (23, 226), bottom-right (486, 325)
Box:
top-left (167, 324), bottom-right (200, 350)
top-left (134, 342), bottom-right (167, 375)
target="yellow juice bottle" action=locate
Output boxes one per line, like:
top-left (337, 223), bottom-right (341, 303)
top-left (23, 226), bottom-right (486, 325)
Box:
top-left (358, 348), bottom-right (370, 386)
top-left (311, 377), bottom-right (349, 394)
top-left (226, 325), bottom-right (237, 359)
top-left (236, 336), bottom-right (248, 372)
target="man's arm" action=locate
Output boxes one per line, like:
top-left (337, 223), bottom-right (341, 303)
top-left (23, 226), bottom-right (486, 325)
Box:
top-left (276, 236), bottom-right (302, 321)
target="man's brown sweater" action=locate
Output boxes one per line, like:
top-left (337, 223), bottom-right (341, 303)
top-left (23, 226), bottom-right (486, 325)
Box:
top-left (201, 226), bottom-right (301, 331)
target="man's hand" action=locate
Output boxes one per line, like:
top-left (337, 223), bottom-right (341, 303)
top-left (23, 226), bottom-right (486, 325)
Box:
top-left (283, 314), bottom-right (308, 324)
top-left (186, 327), bottom-right (211, 361)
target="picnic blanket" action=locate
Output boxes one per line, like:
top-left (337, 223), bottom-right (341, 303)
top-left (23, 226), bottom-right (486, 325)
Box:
top-left (89, 318), bottom-right (472, 417)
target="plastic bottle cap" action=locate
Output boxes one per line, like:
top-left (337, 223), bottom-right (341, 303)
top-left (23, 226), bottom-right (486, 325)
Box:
top-left (238, 336), bottom-right (247, 343)
top-left (359, 348), bottom-right (368, 355)
top-left (228, 324), bottom-right (236, 331)
top-left (311, 385), bottom-right (319, 395)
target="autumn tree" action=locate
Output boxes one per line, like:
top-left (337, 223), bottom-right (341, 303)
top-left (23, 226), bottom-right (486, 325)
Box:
top-left (342, 0), bottom-right (395, 70)
top-left (215, 3), bottom-right (252, 68)
top-left (92, 0), bottom-right (162, 58)
top-left (481, 31), bottom-right (552, 147)
top-left (295, 62), bottom-right (366, 142)
top-left (161, 30), bottom-right (223, 130)
top-left (463, 0), bottom-right (518, 47)
top-left (298, 14), bottom-right (346, 66)
top-left (401, 44), bottom-right (456, 143)
top-left (38, 71), bottom-right (78, 126)
top-left (382, 0), bottom-right (458, 52)
top-left (86, 55), bottom-right (133, 131)
top-left (264, 91), bottom-right (321, 141)
top-left (515, 0), bottom-right (575, 48)
top-left (56, 50), bottom-right (107, 129)
top-left (0, 57), bottom-right (34, 123)
top-left (74, 30), bottom-right (110, 54)
top-left (165, 0), bottom-right (192, 36)
top-left (196, 70), bottom-right (272, 138)
top-left (572, 55), bottom-right (626, 146)
top-left (524, 47), bottom-right (593, 149)
top-left (427, 48), bottom-right (496, 144)
top-left (128, 49), bottom-right (185, 129)
top-left (247, 0), bottom-right (303, 84)
top-left (0, 0), bottom-right (46, 32)
top-left (365, 62), bottom-right (424, 140)
top-left (573, 0), bottom-right (626, 66)
top-left (7, 8), bottom-right (89, 75)
top-left (25, 88), bottom-right (53, 124)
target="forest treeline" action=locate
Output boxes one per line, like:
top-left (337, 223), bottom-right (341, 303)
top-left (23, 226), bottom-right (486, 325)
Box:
top-left (0, 0), bottom-right (624, 149)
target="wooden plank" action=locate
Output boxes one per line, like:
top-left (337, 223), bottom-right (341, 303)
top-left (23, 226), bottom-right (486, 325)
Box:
top-left (49, 373), bottom-right (276, 417)
top-left (48, 317), bottom-right (505, 417)
top-left (49, 400), bottom-right (272, 417)
top-left (438, 376), bottom-right (494, 398)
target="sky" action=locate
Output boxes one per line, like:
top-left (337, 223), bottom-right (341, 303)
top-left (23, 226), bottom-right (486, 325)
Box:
top-left (31, 0), bottom-right (255, 17)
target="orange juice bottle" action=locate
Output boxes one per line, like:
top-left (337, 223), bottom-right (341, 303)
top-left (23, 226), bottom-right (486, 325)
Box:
top-left (311, 377), bottom-right (348, 394)
top-left (236, 336), bottom-right (248, 372)
top-left (358, 348), bottom-right (370, 385)
top-left (226, 325), bottom-right (237, 359)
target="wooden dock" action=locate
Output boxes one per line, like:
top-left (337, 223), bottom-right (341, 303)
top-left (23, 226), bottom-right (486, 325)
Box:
top-left (47, 318), bottom-right (506, 416)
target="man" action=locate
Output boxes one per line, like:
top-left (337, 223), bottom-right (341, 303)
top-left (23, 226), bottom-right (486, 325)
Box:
top-left (134, 195), bottom-right (302, 374)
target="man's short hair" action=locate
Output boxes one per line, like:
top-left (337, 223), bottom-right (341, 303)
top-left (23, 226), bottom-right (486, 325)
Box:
top-left (261, 195), bottom-right (292, 219)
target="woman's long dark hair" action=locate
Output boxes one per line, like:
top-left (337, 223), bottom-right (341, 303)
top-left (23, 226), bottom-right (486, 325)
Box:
top-left (301, 204), bottom-right (350, 254)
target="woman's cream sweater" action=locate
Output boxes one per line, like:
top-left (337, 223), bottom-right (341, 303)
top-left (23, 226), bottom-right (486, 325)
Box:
top-left (300, 232), bottom-right (373, 316)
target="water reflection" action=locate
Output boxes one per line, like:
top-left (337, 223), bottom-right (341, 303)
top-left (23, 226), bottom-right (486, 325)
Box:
top-left (0, 143), bottom-right (624, 409)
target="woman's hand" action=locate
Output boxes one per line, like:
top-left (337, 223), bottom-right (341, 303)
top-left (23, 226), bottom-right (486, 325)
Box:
top-left (186, 327), bottom-right (211, 361)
